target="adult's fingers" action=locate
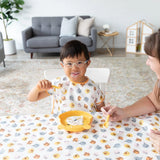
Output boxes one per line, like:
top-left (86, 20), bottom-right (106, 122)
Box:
top-left (150, 129), bottom-right (160, 135)
top-left (152, 143), bottom-right (160, 154)
top-left (108, 106), bottom-right (118, 115)
top-left (149, 130), bottom-right (160, 140)
top-left (101, 106), bottom-right (111, 112)
top-left (149, 130), bottom-right (160, 153)
top-left (101, 106), bottom-right (113, 118)
top-left (101, 107), bottom-right (109, 117)
top-left (101, 107), bottom-right (106, 112)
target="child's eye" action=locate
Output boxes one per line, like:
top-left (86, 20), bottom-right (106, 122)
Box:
top-left (66, 62), bottom-right (72, 66)
top-left (77, 61), bottom-right (83, 65)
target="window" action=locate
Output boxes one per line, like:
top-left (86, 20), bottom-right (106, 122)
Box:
top-left (129, 38), bottom-right (134, 44)
top-left (129, 30), bottom-right (134, 36)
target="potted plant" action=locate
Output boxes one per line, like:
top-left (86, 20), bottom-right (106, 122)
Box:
top-left (0, 0), bottom-right (24, 55)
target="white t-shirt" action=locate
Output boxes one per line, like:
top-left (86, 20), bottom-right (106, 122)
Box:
top-left (49, 75), bottom-right (105, 114)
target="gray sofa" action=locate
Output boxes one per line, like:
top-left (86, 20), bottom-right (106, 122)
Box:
top-left (22, 16), bottom-right (97, 58)
top-left (0, 32), bottom-right (5, 67)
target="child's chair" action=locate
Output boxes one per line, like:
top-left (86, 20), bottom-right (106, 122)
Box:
top-left (44, 68), bottom-right (110, 113)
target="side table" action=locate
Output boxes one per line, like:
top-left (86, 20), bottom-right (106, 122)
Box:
top-left (98, 31), bottom-right (119, 56)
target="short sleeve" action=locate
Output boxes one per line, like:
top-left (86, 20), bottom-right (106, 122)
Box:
top-left (95, 86), bottom-right (105, 105)
top-left (48, 77), bottom-right (62, 96)
top-left (51, 77), bottom-right (61, 86)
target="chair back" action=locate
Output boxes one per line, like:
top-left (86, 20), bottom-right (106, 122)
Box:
top-left (44, 68), bottom-right (110, 83)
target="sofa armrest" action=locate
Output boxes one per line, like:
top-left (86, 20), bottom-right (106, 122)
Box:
top-left (22, 27), bottom-right (33, 49)
top-left (90, 26), bottom-right (97, 50)
top-left (90, 26), bottom-right (97, 40)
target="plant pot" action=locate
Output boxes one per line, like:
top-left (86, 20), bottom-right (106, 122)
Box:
top-left (3, 39), bottom-right (16, 55)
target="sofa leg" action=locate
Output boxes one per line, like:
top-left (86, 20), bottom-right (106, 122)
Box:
top-left (3, 60), bottom-right (5, 67)
top-left (89, 52), bottom-right (94, 57)
top-left (30, 53), bottom-right (33, 59)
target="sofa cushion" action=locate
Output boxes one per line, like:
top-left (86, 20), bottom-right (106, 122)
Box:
top-left (27, 36), bottom-right (59, 48)
top-left (32, 17), bottom-right (62, 36)
top-left (60, 17), bottom-right (78, 37)
top-left (59, 36), bottom-right (92, 47)
top-left (77, 17), bottom-right (95, 37)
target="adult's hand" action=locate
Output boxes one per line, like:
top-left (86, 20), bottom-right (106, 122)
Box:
top-left (149, 129), bottom-right (160, 153)
top-left (101, 106), bottom-right (126, 122)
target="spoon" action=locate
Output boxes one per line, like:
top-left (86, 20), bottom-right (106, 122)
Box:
top-left (52, 85), bottom-right (60, 89)
top-left (104, 115), bottom-right (110, 128)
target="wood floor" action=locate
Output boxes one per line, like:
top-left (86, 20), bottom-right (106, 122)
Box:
top-left (5, 48), bottom-right (138, 60)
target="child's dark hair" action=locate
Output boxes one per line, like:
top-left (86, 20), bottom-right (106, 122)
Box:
top-left (144, 29), bottom-right (160, 62)
top-left (60, 40), bottom-right (90, 61)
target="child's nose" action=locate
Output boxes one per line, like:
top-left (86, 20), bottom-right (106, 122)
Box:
top-left (72, 63), bottom-right (79, 68)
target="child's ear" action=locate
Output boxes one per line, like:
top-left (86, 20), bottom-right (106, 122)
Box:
top-left (87, 60), bottom-right (91, 66)
top-left (60, 62), bottom-right (64, 68)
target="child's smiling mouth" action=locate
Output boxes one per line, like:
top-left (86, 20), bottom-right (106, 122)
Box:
top-left (71, 72), bottom-right (80, 77)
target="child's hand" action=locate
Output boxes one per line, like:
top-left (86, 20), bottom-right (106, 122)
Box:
top-left (149, 129), bottom-right (160, 153)
top-left (36, 80), bottom-right (52, 91)
top-left (101, 106), bottom-right (125, 122)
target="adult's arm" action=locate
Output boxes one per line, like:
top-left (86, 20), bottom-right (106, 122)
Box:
top-left (103, 82), bottom-right (159, 121)
top-left (104, 94), bottom-right (157, 122)
top-left (123, 80), bottom-right (160, 118)
top-left (123, 95), bottom-right (157, 118)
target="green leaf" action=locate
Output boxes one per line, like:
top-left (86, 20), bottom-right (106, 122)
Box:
top-left (0, 0), bottom-right (24, 39)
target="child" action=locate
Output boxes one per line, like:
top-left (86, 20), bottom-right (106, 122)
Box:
top-left (101, 29), bottom-right (160, 153)
top-left (28, 40), bottom-right (105, 114)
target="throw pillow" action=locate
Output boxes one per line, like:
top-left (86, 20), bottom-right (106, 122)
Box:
top-left (60, 17), bottom-right (78, 37)
top-left (77, 17), bottom-right (95, 37)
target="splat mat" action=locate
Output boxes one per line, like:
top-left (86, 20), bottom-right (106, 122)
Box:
top-left (0, 112), bottom-right (160, 159)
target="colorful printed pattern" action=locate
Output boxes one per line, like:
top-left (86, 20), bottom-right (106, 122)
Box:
top-left (0, 112), bottom-right (160, 160)
top-left (50, 76), bottom-right (104, 114)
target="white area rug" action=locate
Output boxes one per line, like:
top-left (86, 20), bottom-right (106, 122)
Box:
top-left (0, 56), bottom-right (156, 116)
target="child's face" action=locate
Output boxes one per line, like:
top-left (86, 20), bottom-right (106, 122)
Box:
top-left (60, 53), bottom-right (91, 83)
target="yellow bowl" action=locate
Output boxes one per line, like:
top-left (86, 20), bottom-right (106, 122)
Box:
top-left (58, 110), bottom-right (93, 132)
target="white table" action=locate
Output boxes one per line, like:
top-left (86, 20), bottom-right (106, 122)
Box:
top-left (0, 112), bottom-right (160, 159)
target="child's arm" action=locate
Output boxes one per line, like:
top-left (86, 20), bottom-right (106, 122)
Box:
top-left (27, 79), bottom-right (52, 102)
